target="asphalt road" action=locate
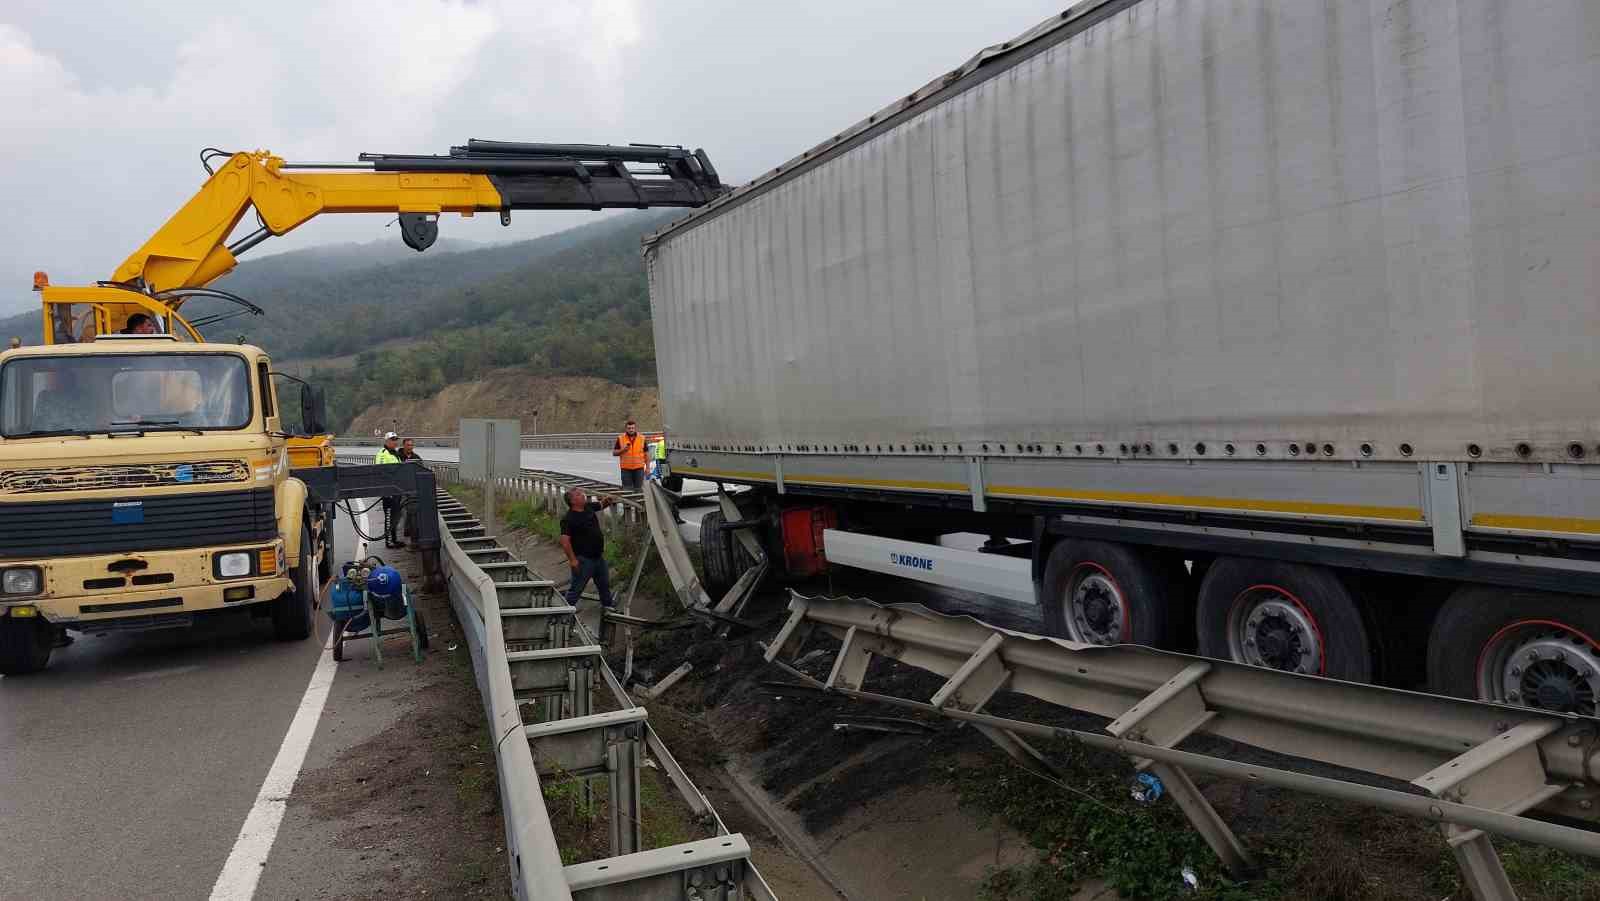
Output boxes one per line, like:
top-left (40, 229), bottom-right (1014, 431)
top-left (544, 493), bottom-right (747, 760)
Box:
top-left (341, 445), bottom-right (721, 498)
top-left (0, 511), bottom-right (366, 901)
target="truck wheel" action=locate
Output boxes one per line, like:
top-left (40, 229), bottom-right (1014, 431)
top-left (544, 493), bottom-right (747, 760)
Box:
top-left (0, 617), bottom-right (52, 675)
top-left (1428, 586), bottom-right (1600, 715)
top-left (1040, 540), bottom-right (1182, 647)
top-left (1196, 558), bottom-right (1372, 681)
top-left (273, 529), bottom-right (317, 641)
top-left (699, 511), bottom-right (736, 599)
top-left (317, 512), bottom-right (335, 587)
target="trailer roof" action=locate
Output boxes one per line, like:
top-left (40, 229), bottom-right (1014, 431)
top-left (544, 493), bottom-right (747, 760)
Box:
top-left (642, 0), bottom-right (1125, 249)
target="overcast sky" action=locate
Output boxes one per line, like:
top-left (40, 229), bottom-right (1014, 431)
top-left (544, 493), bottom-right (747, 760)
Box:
top-left (0, 0), bottom-right (1068, 315)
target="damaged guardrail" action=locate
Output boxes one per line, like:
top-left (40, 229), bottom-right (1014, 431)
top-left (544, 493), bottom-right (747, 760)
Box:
top-left (762, 593), bottom-right (1600, 901)
top-left (435, 487), bottom-right (777, 900)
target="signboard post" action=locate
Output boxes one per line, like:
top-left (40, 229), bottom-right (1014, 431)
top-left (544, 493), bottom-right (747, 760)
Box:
top-left (460, 418), bottom-right (521, 531)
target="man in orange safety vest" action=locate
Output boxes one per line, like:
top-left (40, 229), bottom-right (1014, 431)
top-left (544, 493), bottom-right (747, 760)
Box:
top-left (613, 418), bottom-right (647, 491)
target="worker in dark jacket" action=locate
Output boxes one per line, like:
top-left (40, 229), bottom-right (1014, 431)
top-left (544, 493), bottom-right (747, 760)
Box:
top-left (560, 487), bottom-right (617, 608)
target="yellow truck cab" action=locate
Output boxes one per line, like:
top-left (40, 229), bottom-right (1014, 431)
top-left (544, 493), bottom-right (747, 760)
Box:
top-left (0, 138), bottom-right (726, 675)
top-left (0, 334), bottom-right (326, 674)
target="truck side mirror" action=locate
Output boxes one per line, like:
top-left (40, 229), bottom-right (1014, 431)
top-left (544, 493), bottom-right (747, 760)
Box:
top-left (301, 386), bottom-right (328, 436)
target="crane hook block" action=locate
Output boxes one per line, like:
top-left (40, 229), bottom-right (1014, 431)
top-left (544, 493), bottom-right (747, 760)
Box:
top-left (399, 213), bottom-right (439, 252)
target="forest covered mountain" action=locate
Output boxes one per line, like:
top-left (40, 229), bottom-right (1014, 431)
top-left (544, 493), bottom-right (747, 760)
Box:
top-left (1, 210), bottom-right (682, 431)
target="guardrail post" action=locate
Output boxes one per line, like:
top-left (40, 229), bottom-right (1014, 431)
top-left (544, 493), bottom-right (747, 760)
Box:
top-left (1451, 835), bottom-right (1517, 901)
top-left (609, 732), bottom-right (644, 856)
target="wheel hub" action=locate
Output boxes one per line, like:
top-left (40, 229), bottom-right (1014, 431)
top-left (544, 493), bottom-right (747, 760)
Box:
top-left (1486, 631), bottom-right (1600, 715)
top-left (1067, 572), bottom-right (1124, 645)
top-left (1230, 594), bottom-right (1321, 675)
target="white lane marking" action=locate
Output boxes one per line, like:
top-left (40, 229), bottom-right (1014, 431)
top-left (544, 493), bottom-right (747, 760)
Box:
top-left (118, 664), bottom-right (201, 682)
top-left (208, 506), bottom-right (368, 899)
top-left (206, 629), bottom-right (337, 901)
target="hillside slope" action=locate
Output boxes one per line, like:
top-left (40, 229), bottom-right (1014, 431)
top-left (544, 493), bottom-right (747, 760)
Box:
top-left (346, 370), bottom-right (659, 436)
top-left (312, 211), bottom-right (674, 429)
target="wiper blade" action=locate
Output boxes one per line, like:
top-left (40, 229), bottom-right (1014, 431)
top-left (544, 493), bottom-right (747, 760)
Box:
top-left (109, 418), bottom-right (182, 429)
top-left (139, 425), bottom-right (207, 436)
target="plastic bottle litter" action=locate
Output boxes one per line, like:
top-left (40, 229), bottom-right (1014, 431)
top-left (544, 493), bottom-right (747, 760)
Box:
top-left (1131, 771), bottom-right (1165, 803)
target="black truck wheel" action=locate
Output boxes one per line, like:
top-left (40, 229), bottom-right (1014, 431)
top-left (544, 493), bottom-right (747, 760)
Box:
top-left (1040, 539), bottom-right (1183, 647)
top-left (0, 616), bottom-right (53, 675)
top-left (700, 510), bottom-right (736, 599)
top-left (317, 510), bottom-right (335, 587)
top-left (273, 528), bottom-right (317, 641)
top-left (1196, 558), bottom-right (1372, 681)
top-left (1428, 586), bottom-right (1600, 715)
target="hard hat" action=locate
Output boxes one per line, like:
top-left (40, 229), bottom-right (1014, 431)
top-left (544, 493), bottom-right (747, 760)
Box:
top-left (384, 431), bottom-right (398, 441)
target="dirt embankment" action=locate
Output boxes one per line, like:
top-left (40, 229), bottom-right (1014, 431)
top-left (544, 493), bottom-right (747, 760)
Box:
top-left (347, 370), bottom-right (660, 436)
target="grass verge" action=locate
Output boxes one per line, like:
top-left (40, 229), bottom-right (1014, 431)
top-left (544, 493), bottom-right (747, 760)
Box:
top-left (951, 739), bottom-right (1600, 901)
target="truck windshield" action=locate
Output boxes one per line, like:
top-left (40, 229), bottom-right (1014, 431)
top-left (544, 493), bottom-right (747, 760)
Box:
top-left (0, 353), bottom-right (253, 437)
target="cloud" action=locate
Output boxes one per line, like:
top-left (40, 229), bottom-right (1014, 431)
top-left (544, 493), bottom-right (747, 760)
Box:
top-left (1, 0), bottom-right (1064, 313)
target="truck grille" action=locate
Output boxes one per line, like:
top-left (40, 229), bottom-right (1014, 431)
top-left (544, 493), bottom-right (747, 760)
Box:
top-left (0, 460), bottom-right (249, 496)
top-left (0, 488), bottom-right (277, 559)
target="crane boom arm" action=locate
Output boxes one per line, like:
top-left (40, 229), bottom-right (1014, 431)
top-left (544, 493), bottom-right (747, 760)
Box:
top-left (113, 142), bottom-right (724, 293)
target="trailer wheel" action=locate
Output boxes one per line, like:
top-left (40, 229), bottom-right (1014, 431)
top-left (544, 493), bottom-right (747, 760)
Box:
top-left (699, 510), bottom-right (737, 599)
top-left (1428, 586), bottom-right (1600, 715)
top-left (1040, 540), bottom-right (1182, 647)
top-left (0, 616), bottom-right (52, 675)
top-left (1196, 558), bottom-right (1372, 681)
top-left (273, 528), bottom-right (317, 641)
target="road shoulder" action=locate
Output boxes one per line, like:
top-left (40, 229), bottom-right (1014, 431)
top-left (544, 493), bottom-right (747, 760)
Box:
top-left (255, 547), bottom-right (504, 901)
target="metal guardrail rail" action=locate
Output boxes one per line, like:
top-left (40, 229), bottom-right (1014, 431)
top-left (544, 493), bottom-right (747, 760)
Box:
top-left (760, 593), bottom-right (1600, 901)
top-left (334, 433), bottom-right (618, 450)
top-left (431, 476), bottom-right (777, 899)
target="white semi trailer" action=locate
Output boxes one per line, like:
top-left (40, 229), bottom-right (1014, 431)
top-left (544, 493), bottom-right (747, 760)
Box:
top-left (644, 0), bottom-right (1600, 712)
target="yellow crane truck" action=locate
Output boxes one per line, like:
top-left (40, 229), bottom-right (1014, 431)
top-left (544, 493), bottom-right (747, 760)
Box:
top-left (0, 140), bottom-right (724, 674)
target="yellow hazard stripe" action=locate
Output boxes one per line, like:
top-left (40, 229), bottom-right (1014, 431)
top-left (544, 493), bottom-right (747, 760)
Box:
top-left (680, 466), bottom-right (1423, 522)
top-left (985, 485), bottom-right (1423, 522)
top-left (786, 474), bottom-right (968, 492)
top-left (1471, 514), bottom-right (1600, 535)
top-left (680, 467), bottom-right (965, 492)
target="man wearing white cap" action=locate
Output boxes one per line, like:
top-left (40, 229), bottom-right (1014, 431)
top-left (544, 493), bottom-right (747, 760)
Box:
top-left (376, 432), bottom-right (402, 464)
top-left (376, 433), bottom-right (403, 547)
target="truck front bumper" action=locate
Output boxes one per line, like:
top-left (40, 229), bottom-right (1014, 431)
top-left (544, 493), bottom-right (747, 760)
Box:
top-left (0, 542), bottom-right (291, 628)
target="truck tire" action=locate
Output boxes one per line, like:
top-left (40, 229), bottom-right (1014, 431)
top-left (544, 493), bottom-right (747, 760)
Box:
top-left (0, 617), bottom-right (52, 675)
top-left (317, 511), bottom-right (335, 588)
top-left (273, 528), bottom-right (317, 641)
top-left (1427, 586), bottom-right (1600, 715)
top-left (1196, 558), bottom-right (1372, 681)
top-left (700, 510), bottom-right (736, 599)
top-left (1040, 539), bottom-right (1182, 647)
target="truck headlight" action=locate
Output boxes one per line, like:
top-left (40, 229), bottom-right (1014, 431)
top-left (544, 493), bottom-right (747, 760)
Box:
top-left (1, 567), bottom-right (42, 596)
top-left (216, 552), bottom-right (253, 579)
